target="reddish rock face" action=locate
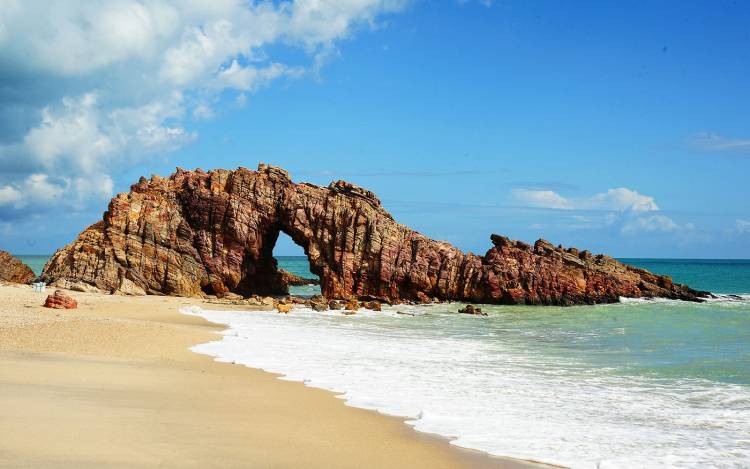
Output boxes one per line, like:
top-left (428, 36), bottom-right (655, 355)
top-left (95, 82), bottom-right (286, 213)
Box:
top-left (0, 250), bottom-right (35, 284)
top-left (40, 164), bottom-right (707, 305)
top-left (43, 290), bottom-right (78, 309)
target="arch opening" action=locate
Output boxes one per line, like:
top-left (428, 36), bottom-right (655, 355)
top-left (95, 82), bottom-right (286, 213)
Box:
top-left (272, 231), bottom-right (321, 297)
top-left (227, 225), bottom-right (321, 299)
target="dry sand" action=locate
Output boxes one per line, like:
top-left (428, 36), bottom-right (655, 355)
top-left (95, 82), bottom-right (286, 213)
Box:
top-left (0, 282), bottom-right (548, 468)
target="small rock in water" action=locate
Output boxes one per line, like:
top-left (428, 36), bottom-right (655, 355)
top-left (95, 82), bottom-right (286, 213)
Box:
top-left (43, 290), bottom-right (77, 309)
top-left (277, 303), bottom-right (292, 314)
top-left (362, 300), bottom-right (381, 311)
top-left (396, 311), bottom-right (415, 316)
top-left (345, 299), bottom-right (359, 311)
top-left (309, 295), bottom-right (329, 311)
top-left (328, 300), bottom-right (343, 310)
top-left (261, 296), bottom-right (275, 307)
top-left (458, 304), bottom-right (487, 316)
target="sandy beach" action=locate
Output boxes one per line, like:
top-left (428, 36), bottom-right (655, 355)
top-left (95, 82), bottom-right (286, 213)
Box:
top-left (0, 283), bottom-right (544, 469)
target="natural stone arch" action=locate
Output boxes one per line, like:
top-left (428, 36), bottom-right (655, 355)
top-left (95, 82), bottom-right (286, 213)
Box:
top-left (41, 164), bottom-right (706, 305)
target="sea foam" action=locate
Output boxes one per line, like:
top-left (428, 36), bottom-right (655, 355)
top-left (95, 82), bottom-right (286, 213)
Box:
top-left (183, 302), bottom-right (750, 469)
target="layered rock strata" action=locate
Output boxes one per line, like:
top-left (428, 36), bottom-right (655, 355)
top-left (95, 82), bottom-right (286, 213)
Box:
top-left (0, 250), bottom-right (35, 284)
top-left (43, 290), bottom-right (78, 309)
top-left (40, 164), bottom-right (707, 305)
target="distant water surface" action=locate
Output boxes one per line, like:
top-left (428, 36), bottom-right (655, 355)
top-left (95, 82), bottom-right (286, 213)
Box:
top-left (15, 255), bottom-right (49, 277)
top-left (620, 258), bottom-right (750, 294)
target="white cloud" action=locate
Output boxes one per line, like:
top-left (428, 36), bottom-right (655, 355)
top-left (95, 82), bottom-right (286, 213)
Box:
top-left (621, 215), bottom-right (679, 234)
top-left (214, 60), bottom-right (303, 91)
top-left (513, 187), bottom-right (698, 237)
top-left (513, 187), bottom-right (658, 212)
top-left (0, 1), bottom-right (181, 76)
top-left (0, 185), bottom-right (22, 206)
top-left (736, 219), bottom-right (750, 235)
top-left (234, 93), bottom-right (248, 108)
top-left (22, 93), bottom-right (115, 174)
top-left (0, 0), bottom-right (409, 218)
top-left (691, 132), bottom-right (750, 153)
top-left (0, 173), bottom-right (114, 212)
top-left (513, 189), bottom-right (571, 209)
top-left (192, 104), bottom-right (216, 120)
top-left (457, 0), bottom-right (494, 7)
top-left (582, 188), bottom-right (658, 212)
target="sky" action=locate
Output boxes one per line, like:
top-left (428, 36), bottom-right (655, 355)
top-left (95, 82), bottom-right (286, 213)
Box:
top-left (1, 0), bottom-right (749, 258)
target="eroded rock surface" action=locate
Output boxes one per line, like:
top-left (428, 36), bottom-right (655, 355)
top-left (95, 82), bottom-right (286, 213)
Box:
top-left (279, 269), bottom-right (319, 287)
top-left (40, 164), bottom-right (707, 305)
top-left (0, 250), bottom-right (35, 284)
top-left (43, 290), bottom-right (78, 309)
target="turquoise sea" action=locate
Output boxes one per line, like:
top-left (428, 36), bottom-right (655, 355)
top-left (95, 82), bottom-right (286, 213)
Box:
top-left (18, 254), bottom-right (750, 466)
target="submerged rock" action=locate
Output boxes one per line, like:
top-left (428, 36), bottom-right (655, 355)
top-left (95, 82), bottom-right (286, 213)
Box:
top-left (309, 295), bottom-right (328, 311)
top-left (0, 250), bottom-right (35, 284)
top-left (362, 300), bottom-right (382, 311)
top-left (39, 164), bottom-right (708, 305)
top-left (43, 290), bottom-right (77, 309)
top-left (458, 304), bottom-right (487, 316)
top-left (328, 300), bottom-right (344, 310)
top-left (279, 269), bottom-right (319, 286)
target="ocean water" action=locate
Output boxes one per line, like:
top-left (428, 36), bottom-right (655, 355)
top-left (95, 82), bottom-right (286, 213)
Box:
top-left (15, 255), bottom-right (49, 276)
top-left (275, 255), bottom-right (321, 296)
top-left (621, 258), bottom-right (750, 294)
top-left (183, 258), bottom-right (750, 468)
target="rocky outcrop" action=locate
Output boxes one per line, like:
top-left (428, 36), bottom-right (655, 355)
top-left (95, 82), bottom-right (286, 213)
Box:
top-left (43, 290), bottom-right (78, 309)
top-left (0, 250), bottom-right (35, 284)
top-left (279, 269), bottom-right (319, 287)
top-left (459, 304), bottom-right (486, 316)
top-left (40, 164), bottom-right (708, 305)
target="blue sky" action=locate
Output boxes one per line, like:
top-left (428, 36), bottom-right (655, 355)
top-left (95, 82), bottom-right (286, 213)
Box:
top-left (1, 0), bottom-right (749, 258)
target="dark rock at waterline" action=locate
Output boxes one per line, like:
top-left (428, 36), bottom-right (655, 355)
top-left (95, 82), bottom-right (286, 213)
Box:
top-left (279, 269), bottom-right (319, 286)
top-left (458, 304), bottom-right (487, 316)
top-left (39, 164), bottom-right (709, 305)
top-left (362, 300), bottom-right (382, 311)
top-left (309, 295), bottom-right (328, 312)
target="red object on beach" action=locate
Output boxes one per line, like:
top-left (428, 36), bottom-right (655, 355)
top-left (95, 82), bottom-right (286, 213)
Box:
top-left (43, 290), bottom-right (77, 309)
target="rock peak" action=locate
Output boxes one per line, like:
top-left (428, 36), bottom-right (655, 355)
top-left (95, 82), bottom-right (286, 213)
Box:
top-left (328, 180), bottom-right (381, 207)
top-left (0, 250), bottom-right (35, 284)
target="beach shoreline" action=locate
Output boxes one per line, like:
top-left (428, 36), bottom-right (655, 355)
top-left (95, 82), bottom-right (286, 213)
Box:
top-left (0, 283), bottom-right (546, 469)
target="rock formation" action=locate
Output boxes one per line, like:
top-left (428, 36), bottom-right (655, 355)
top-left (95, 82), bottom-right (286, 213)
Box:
top-left (459, 304), bottom-right (486, 316)
top-left (279, 269), bottom-right (319, 287)
top-left (43, 290), bottom-right (78, 309)
top-left (40, 164), bottom-right (708, 305)
top-left (0, 250), bottom-right (35, 284)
